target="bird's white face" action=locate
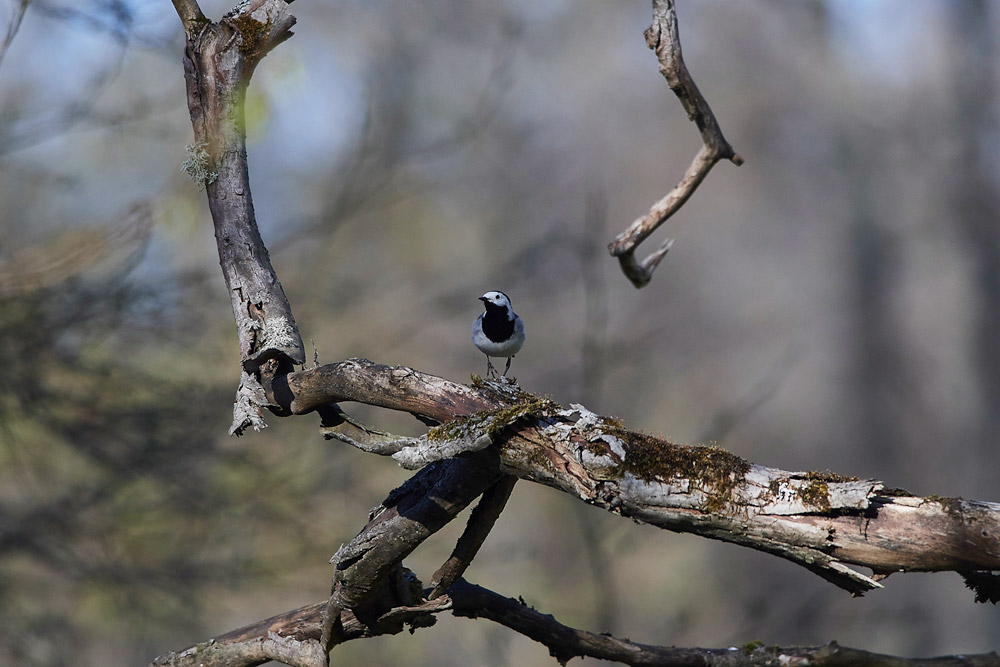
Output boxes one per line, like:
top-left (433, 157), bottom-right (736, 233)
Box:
top-left (480, 291), bottom-right (511, 309)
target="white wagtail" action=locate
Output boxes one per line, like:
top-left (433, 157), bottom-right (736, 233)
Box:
top-left (472, 290), bottom-right (525, 378)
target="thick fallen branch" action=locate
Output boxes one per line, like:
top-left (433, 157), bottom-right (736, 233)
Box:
top-left (608, 0), bottom-right (744, 288)
top-left (288, 359), bottom-right (1000, 595)
top-left (150, 580), bottom-right (1000, 667)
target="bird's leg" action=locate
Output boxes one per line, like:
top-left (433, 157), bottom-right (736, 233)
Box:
top-left (486, 357), bottom-right (497, 379)
top-left (502, 356), bottom-right (513, 377)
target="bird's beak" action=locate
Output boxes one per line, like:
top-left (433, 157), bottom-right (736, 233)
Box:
top-left (478, 296), bottom-right (488, 304)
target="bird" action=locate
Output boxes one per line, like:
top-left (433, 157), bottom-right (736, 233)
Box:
top-left (472, 290), bottom-right (525, 379)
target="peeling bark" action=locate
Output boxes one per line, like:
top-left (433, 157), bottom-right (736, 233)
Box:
top-left (287, 361), bottom-right (1000, 595)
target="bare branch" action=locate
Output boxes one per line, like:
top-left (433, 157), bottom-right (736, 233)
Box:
top-left (173, 0), bottom-right (302, 434)
top-left (287, 358), bottom-right (499, 422)
top-left (148, 596), bottom-right (451, 667)
top-left (447, 580), bottom-right (1000, 667)
top-left (151, 581), bottom-right (1000, 667)
top-left (222, 0), bottom-right (298, 71)
top-left (170, 0), bottom-right (206, 38)
top-left (322, 417), bottom-right (492, 470)
top-left (150, 631), bottom-right (325, 667)
top-left (320, 408), bottom-right (416, 457)
top-left (282, 362), bottom-right (1000, 595)
top-left (608, 0), bottom-right (743, 288)
top-left (429, 476), bottom-right (518, 599)
top-left (321, 450), bottom-right (503, 650)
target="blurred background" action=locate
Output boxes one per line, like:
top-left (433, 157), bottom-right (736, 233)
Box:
top-left (1, 0), bottom-right (998, 664)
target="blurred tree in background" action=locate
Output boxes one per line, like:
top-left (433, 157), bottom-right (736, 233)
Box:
top-left (0, 0), bottom-right (999, 664)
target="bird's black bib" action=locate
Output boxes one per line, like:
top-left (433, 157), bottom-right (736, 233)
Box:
top-left (481, 305), bottom-right (515, 343)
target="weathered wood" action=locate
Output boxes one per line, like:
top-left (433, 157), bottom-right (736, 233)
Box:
top-left (286, 362), bottom-right (1000, 594)
top-left (428, 475), bottom-right (518, 599)
top-left (607, 0), bottom-right (743, 288)
top-left (151, 581), bottom-right (1000, 667)
top-left (287, 358), bottom-right (501, 421)
top-left (322, 449), bottom-right (503, 647)
top-left (177, 0), bottom-right (303, 434)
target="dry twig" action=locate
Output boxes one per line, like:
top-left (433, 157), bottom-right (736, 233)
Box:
top-left (608, 0), bottom-right (744, 288)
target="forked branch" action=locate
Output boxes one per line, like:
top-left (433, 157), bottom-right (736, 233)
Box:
top-left (608, 0), bottom-right (744, 288)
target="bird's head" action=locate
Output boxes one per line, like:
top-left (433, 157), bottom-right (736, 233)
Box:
top-left (479, 290), bottom-right (513, 312)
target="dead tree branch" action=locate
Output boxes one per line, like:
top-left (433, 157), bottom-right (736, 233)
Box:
top-left (151, 579), bottom-right (1000, 667)
top-left (428, 475), bottom-right (518, 599)
top-left (170, 0), bottom-right (205, 37)
top-left (608, 0), bottom-right (744, 288)
top-left (320, 449), bottom-right (503, 650)
top-left (284, 360), bottom-right (1000, 596)
top-left (173, 0), bottom-right (303, 435)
